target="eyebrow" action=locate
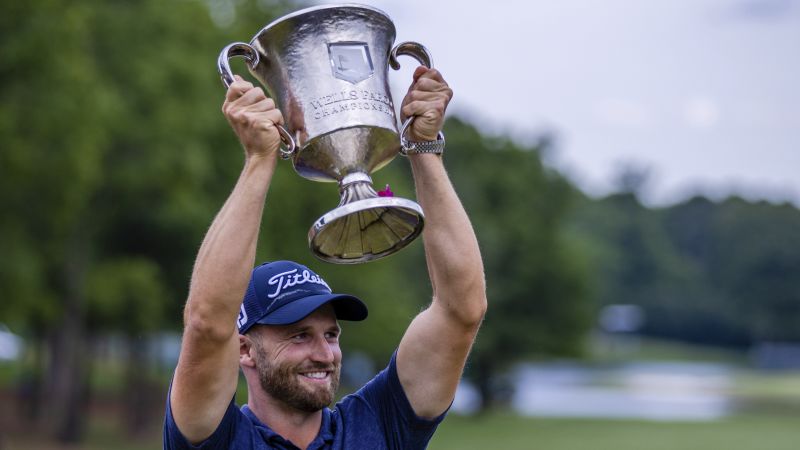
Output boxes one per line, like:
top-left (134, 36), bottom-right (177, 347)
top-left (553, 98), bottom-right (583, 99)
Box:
top-left (283, 323), bottom-right (341, 335)
top-left (284, 325), bottom-right (311, 335)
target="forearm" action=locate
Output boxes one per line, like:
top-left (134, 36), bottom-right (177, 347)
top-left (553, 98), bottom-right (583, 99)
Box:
top-left (185, 154), bottom-right (277, 339)
top-left (409, 153), bottom-right (486, 324)
top-left (396, 153), bottom-right (486, 417)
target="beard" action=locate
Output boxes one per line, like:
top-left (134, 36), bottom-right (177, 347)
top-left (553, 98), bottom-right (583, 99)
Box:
top-left (253, 344), bottom-right (340, 412)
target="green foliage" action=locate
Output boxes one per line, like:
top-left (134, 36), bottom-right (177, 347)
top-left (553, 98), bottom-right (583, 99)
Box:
top-left (0, 0), bottom-right (113, 331)
top-left (572, 192), bottom-right (800, 348)
top-left (0, 0), bottom-right (312, 330)
top-left (0, 0), bottom-right (304, 441)
top-left (663, 197), bottom-right (800, 344)
top-left (86, 258), bottom-right (167, 334)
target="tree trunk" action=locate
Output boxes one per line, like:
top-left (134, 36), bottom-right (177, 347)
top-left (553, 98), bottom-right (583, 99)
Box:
top-left (474, 357), bottom-right (495, 413)
top-left (17, 329), bottom-right (45, 424)
top-left (42, 299), bottom-right (90, 443)
top-left (39, 228), bottom-right (91, 444)
top-left (125, 333), bottom-right (151, 437)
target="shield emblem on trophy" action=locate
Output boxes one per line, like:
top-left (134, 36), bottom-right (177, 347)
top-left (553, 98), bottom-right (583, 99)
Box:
top-left (218, 4), bottom-right (438, 264)
top-left (329, 42), bottom-right (374, 84)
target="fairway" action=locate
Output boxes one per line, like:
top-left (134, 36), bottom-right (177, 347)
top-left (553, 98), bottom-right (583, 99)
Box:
top-left (5, 408), bottom-right (799, 449)
top-left (429, 413), bottom-right (799, 450)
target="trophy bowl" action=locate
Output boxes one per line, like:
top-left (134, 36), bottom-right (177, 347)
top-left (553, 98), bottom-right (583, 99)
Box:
top-left (218, 4), bottom-right (435, 264)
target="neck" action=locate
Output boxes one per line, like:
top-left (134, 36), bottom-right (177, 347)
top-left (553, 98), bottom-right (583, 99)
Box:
top-left (247, 390), bottom-right (323, 450)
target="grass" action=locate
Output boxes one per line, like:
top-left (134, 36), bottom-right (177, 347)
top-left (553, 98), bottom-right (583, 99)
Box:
top-left (734, 370), bottom-right (800, 397)
top-left (6, 410), bottom-right (798, 450)
top-left (0, 361), bottom-right (20, 385)
top-left (588, 335), bottom-right (750, 365)
top-left (429, 413), bottom-right (800, 450)
top-left (4, 338), bottom-right (799, 449)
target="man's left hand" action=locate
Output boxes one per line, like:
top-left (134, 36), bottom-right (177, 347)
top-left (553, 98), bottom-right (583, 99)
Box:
top-left (400, 67), bottom-right (453, 142)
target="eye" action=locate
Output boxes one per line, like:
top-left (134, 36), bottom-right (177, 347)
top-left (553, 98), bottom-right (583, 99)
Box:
top-left (291, 332), bottom-right (308, 342)
top-left (325, 331), bottom-right (340, 341)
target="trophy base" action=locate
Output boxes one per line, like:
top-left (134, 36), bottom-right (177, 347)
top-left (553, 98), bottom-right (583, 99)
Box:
top-left (308, 195), bottom-right (424, 264)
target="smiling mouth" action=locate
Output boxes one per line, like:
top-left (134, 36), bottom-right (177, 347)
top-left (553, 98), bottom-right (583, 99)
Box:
top-left (300, 371), bottom-right (330, 381)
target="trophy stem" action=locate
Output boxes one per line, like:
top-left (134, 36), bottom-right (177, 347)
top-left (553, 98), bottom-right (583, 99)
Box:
top-left (338, 172), bottom-right (379, 205)
top-left (308, 172), bottom-right (425, 264)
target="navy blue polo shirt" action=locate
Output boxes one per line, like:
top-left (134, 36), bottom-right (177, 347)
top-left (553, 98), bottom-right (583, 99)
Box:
top-left (163, 352), bottom-right (448, 449)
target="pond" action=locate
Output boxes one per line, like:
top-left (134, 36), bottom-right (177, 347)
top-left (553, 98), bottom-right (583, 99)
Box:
top-left (453, 361), bottom-right (736, 420)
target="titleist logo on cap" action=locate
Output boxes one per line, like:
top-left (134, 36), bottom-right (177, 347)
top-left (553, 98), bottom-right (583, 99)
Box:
top-left (267, 268), bottom-right (331, 299)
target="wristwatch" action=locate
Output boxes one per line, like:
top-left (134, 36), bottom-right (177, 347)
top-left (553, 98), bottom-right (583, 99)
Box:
top-left (400, 131), bottom-right (446, 156)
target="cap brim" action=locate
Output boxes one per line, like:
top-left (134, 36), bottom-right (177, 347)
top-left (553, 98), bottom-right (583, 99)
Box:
top-left (254, 293), bottom-right (368, 326)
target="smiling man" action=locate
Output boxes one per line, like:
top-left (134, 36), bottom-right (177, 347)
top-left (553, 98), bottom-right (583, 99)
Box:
top-left (163, 65), bottom-right (486, 450)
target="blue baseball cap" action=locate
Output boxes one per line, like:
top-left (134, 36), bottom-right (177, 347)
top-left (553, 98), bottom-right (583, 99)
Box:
top-left (237, 260), bottom-right (367, 333)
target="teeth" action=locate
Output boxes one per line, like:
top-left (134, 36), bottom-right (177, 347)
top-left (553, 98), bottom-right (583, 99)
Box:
top-left (303, 372), bottom-right (327, 379)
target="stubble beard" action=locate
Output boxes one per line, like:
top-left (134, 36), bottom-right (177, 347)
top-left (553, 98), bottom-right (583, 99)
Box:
top-left (254, 344), bottom-right (340, 413)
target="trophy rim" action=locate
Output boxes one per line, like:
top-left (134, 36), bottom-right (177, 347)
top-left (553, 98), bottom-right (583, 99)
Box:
top-left (308, 197), bottom-right (425, 264)
top-left (250, 3), bottom-right (395, 44)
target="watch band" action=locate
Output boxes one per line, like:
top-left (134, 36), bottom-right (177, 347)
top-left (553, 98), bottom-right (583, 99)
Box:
top-left (400, 131), bottom-right (446, 156)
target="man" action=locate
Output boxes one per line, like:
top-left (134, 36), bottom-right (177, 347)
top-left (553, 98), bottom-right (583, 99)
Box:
top-left (163, 65), bottom-right (486, 449)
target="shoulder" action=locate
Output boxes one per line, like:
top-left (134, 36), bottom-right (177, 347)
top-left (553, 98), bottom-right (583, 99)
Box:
top-left (164, 395), bottom-right (261, 449)
top-left (330, 352), bottom-right (447, 445)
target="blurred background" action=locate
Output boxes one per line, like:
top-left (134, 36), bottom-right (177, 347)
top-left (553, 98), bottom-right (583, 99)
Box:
top-left (1, 0), bottom-right (799, 449)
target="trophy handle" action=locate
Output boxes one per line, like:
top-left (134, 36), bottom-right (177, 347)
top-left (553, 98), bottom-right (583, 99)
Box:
top-left (389, 42), bottom-right (444, 154)
top-left (389, 41), bottom-right (433, 70)
top-left (217, 42), bottom-right (297, 159)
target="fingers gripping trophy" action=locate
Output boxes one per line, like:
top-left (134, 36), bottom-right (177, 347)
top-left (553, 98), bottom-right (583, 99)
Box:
top-left (218, 4), bottom-right (445, 264)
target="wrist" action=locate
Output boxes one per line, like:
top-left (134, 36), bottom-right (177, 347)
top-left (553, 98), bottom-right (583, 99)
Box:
top-left (408, 130), bottom-right (439, 142)
top-left (243, 152), bottom-right (278, 179)
top-left (245, 150), bottom-right (278, 166)
top-left (401, 132), bottom-right (445, 157)
top-left (409, 151), bottom-right (445, 177)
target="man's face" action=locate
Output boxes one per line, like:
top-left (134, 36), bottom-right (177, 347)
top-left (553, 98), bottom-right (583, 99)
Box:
top-left (249, 304), bottom-right (342, 412)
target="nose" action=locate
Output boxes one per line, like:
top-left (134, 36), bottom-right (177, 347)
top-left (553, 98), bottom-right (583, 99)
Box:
top-left (309, 335), bottom-right (336, 364)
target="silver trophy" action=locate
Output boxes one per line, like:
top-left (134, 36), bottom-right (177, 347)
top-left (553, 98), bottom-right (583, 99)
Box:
top-left (218, 4), bottom-right (437, 264)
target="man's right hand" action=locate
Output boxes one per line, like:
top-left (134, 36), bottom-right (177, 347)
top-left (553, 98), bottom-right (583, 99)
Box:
top-left (172, 75), bottom-right (284, 445)
top-left (222, 75), bottom-right (285, 161)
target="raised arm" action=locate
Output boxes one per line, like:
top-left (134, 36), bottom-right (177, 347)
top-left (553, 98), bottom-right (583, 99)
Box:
top-left (396, 67), bottom-right (487, 418)
top-left (169, 77), bottom-right (284, 443)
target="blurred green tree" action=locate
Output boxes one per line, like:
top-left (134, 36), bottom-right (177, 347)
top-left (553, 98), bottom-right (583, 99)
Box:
top-left (0, 0), bottom-right (305, 442)
top-left (571, 191), bottom-right (800, 349)
top-left (663, 196), bottom-right (800, 345)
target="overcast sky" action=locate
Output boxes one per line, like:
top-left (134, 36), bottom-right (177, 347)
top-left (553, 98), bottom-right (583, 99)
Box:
top-left (308, 0), bottom-right (800, 206)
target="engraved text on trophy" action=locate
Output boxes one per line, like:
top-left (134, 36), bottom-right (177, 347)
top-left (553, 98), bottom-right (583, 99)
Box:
top-left (308, 89), bottom-right (395, 120)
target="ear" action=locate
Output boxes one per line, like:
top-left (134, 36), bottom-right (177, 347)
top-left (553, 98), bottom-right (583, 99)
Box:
top-left (239, 334), bottom-right (257, 368)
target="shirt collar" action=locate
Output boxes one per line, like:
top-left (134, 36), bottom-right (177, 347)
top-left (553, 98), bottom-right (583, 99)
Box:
top-left (241, 404), bottom-right (334, 448)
